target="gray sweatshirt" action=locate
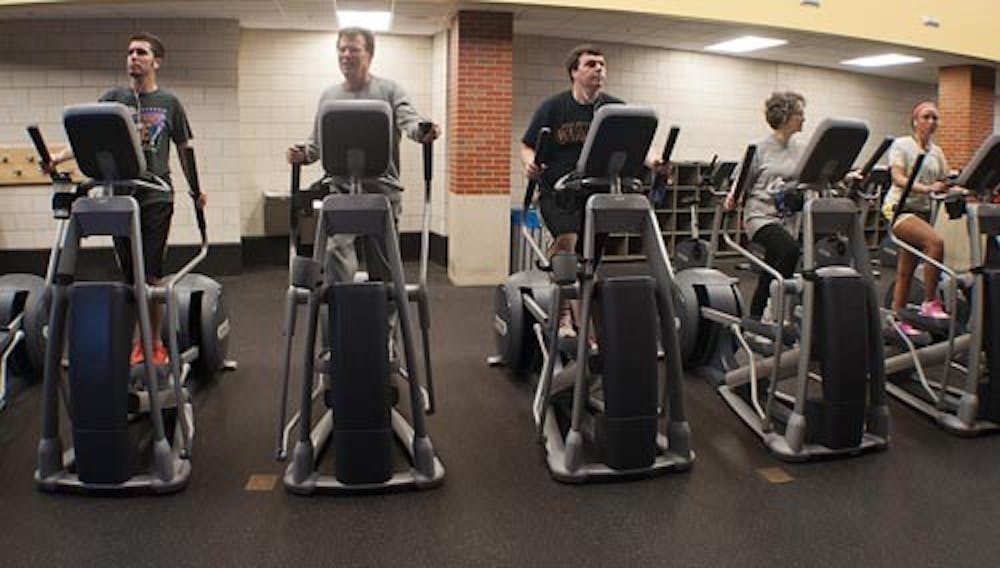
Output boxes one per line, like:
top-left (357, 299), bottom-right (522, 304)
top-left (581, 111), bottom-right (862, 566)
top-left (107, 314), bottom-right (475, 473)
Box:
top-left (742, 133), bottom-right (806, 239)
top-left (305, 75), bottom-right (426, 195)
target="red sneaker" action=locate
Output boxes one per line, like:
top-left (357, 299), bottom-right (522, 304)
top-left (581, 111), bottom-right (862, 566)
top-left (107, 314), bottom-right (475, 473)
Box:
top-left (151, 342), bottom-right (169, 366)
top-left (129, 341), bottom-right (144, 365)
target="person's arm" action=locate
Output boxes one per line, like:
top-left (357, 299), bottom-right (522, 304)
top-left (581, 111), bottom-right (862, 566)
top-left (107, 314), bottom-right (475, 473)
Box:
top-left (391, 81), bottom-right (439, 143)
top-left (521, 144), bottom-right (542, 180)
top-left (289, 92), bottom-right (323, 165)
top-left (890, 164), bottom-right (945, 195)
top-left (171, 97), bottom-right (204, 207)
top-left (175, 141), bottom-right (206, 208)
top-left (42, 147), bottom-right (73, 174)
top-left (520, 100), bottom-right (552, 180)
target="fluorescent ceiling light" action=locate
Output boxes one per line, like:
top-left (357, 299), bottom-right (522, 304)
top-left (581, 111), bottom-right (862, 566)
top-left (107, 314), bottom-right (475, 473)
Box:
top-left (337, 10), bottom-right (392, 32)
top-left (841, 53), bottom-right (923, 67)
top-left (705, 36), bottom-right (787, 53)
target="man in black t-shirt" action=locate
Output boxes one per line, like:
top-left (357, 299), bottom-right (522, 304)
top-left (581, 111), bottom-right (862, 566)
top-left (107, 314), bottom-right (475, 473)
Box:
top-left (521, 44), bottom-right (624, 338)
top-left (49, 32), bottom-right (205, 366)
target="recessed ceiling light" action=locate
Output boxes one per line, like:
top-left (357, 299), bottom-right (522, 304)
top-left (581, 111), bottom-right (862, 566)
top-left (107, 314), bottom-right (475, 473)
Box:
top-left (337, 10), bottom-right (392, 32)
top-left (841, 53), bottom-right (924, 67)
top-left (704, 36), bottom-right (788, 54)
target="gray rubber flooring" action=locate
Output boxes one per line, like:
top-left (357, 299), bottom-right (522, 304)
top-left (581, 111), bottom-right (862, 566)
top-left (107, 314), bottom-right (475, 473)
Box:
top-left (1, 262), bottom-right (999, 567)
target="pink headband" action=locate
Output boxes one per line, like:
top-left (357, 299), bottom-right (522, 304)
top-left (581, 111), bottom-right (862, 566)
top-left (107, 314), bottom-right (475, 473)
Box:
top-left (912, 101), bottom-right (938, 122)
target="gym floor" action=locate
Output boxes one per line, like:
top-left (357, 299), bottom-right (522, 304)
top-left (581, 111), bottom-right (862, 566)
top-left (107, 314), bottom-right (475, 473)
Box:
top-left (1, 262), bottom-right (999, 567)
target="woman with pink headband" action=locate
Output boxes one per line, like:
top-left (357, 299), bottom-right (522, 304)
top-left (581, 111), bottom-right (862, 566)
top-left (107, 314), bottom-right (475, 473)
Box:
top-left (882, 100), bottom-right (950, 335)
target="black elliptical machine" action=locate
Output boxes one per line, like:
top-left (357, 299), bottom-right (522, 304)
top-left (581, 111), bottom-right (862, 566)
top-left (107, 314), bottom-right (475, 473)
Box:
top-left (676, 118), bottom-right (889, 461)
top-left (882, 134), bottom-right (1000, 435)
top-left (0, 126), bottom-right (63, 412)
top-left (495, 105), bottom-right (693, 482)
top-left (35, 102), bottom-right (232, 494)
top-left (672, 153), bottom-right (738, 272)
top-left (275, 99), bottom-right (443, 493)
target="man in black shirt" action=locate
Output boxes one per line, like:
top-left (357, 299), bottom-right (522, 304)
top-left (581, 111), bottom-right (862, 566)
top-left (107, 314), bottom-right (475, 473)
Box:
top-left (49, 32), bottom-right (204, 365)
top-left (521, 44), bottom-right (623, 338)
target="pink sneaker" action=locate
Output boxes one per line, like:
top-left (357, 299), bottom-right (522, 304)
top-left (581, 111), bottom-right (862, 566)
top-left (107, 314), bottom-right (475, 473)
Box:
top-left (919, 299), bottom-right (949, 320)
top-left (897, 321), bottom-right (923, 337)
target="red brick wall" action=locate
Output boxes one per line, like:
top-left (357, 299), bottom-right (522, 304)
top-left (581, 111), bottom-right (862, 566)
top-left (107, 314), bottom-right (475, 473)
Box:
top-left (937, 65), bottom-right (995, 169)
top-left (448, 11), bottom-right (513, 195)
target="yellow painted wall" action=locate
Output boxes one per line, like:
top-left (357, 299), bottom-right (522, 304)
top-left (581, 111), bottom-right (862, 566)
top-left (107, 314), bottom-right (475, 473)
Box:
top-left (490, 0), bottom-right (1000, 62)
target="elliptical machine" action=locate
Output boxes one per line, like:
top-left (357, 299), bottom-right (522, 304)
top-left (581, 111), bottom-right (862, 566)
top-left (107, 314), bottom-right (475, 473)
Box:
top-left (275, 100), bottom-right (443, 493)
top-left (677, 118), bottom-right (890, 461)
top-left (672, 155), bottom-right (737, 272)
top-left (499, 105), bottom-right (693, 482)
top-left (36, 102), bottom-right (231, 493)
top-left (0, 127), bottom-right (58, 411)
top-left (882, 134), bottom-right (1000, 435)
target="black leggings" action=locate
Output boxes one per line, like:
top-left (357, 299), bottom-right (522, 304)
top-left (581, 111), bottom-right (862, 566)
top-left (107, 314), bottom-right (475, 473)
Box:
top-left (750, 223), bottom-right (800, 318)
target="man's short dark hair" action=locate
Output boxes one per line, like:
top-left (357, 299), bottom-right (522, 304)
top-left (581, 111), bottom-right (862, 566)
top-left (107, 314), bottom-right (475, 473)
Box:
top-left (565, 44), bottom-right (603, 81)
top-left (338, 27), bottom-right (376, 57)
top-left (129, 32), bottom-right (165, 59)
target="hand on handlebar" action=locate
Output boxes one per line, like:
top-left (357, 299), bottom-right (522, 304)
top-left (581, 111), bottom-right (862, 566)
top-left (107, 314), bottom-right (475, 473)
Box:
top-left (843, 169), bottom-right (864, 184)
top-left (418, 123), bottom-right (441, 144)
top-left (286, 144), bottom-right (308, 165)
top-left (928, 180), bottom-right (949, 195)
top-left (723, 192), bottom-right (737, 212)
top-left (524, 161), bottom-right (546, 180)
top-left (650, 158), bottom-right (671, 182)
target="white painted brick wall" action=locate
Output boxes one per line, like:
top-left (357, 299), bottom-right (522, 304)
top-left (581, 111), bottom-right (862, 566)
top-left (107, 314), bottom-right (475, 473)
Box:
top-left (511, 35), bottom-right (936, 202)
top-left (0, 18), bottom-right (242, 252)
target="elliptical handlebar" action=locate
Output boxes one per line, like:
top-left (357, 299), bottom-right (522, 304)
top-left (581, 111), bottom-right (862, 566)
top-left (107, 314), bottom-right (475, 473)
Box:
top-left (27, 125), bottom-right (72, 184)
top-left (851, 136), bottom-right (894, 200)
top-left (725, 144), bottom-right (757, 226)
top-left (179, 146), bottom-right (208, 244)
top-left (522, 128), bottom-right (552, 269)
top-left (660, 125), bottom-right (680, 167)
top-left (522, 127), bottom-right (552, 212)
top-left (417, 121), bottom-right (434, 292)
top-left (890, 152), bottom-right (927, 226)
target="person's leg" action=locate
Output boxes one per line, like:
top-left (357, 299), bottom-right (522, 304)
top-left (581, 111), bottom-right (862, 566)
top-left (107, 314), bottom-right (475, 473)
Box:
top-left (119, 201), bottom-right (173, 364)
top-left (538, 190), bottom-right (580, 338)
top-left (141, 202), bottom-right (173, 363)
top-left (325, 234), bottom-right (360, 284)
top-left (891, 214), bottom-right (947, 318)
top-left (749, 224), bottom-right (799, 318)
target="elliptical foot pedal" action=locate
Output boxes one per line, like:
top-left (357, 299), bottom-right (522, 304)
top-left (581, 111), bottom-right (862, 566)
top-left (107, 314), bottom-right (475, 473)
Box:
top-left (897, 307), bottom-right (950, 337)
top-left (881, 324), bottom-right (931, 349)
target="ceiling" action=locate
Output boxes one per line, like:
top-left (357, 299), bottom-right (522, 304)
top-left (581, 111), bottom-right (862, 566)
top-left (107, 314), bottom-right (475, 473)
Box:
top-left (0, 0), bottom-right (995, 84)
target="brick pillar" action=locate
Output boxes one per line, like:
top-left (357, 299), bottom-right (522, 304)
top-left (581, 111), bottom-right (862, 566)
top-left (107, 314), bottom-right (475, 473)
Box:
top-left (446, 11), bottom-right (514, 285)
top-left (937, 65), bottom-right (996, 169)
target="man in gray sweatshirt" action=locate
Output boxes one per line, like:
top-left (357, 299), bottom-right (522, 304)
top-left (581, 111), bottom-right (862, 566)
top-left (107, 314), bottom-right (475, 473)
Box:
top-left (287, 26), bottom-right (439, 283)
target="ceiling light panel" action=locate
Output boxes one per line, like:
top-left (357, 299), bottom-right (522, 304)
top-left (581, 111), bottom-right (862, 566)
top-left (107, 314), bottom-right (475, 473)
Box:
top-left (704, 36), bottom-right (788, 53)
top-left (337, 10), bottom-right (393, 32)
top-left (841, 53), bottom-right (924, 67)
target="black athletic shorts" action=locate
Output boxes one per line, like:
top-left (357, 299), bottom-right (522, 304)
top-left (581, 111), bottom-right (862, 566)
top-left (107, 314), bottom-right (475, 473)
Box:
top-left (113, 201), bottom-right (174, 283)
top-left (537, 187), bottom-right (608, 257)
top-left (538, 187), bottom-right (583, 238)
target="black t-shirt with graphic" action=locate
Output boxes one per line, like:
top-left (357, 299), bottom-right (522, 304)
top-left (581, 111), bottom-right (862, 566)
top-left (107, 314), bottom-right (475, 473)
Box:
top-left (99, 87), bottom-right (193, 204)
top-left (521, 89), bottom-right (625, 193)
